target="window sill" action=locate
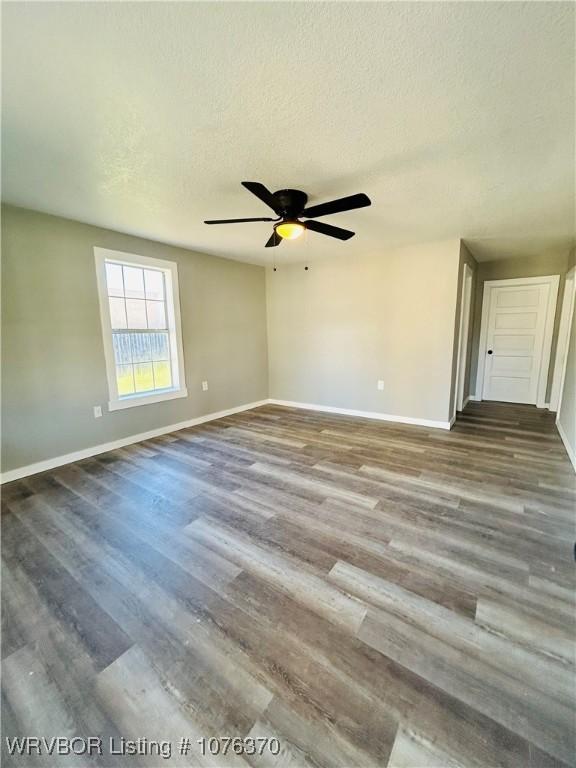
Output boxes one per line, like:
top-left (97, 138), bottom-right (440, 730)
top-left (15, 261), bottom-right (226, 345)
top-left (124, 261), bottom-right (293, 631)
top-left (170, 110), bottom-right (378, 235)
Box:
top-left (108, 387), bottom-right (188, 412)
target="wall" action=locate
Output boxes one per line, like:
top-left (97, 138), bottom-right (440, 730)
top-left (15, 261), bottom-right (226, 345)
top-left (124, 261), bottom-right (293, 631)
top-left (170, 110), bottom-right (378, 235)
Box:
top-left (468, 251), bottom-right (572, 400)
top-left (4, 206), bottom-right (569, 477)
top-left (1, 205), bottom-right (268, 473)
top-left (266, 239), bottom-right (461, 425)
top-left (556, 247), bottom-right (576, 470)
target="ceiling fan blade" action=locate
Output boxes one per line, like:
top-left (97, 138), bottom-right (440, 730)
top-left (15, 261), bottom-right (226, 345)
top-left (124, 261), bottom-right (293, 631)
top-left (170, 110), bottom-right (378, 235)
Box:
top-left (304, 220), bottom-right (355, 240)
top-left (265, 230), bottom-right (282, 247)
top-left (241, 181), bottom-right (279, 213)
top-left (204, 217), bottom-right (276, 224)
top-left (302, 193), bottom-right (371, 219)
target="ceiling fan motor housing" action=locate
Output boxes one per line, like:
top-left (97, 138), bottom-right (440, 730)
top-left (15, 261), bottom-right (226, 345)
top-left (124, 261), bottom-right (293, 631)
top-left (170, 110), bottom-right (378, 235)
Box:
top-left (273, 189), bottom-right (308, 219)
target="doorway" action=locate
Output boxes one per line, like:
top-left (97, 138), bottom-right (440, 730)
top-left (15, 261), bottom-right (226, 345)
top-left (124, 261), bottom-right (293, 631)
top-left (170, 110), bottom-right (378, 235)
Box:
top-left (455, 263), bottom-right (473, 415)
top-left (475, 275), bottom-right (559, 407)
top-left (549, 266), bottom-right (575, 413)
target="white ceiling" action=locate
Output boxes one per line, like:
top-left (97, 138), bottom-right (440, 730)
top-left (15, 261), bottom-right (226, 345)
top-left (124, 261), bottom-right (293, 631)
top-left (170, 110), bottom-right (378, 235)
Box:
top-left (2, 1), bottom-right (574, 265)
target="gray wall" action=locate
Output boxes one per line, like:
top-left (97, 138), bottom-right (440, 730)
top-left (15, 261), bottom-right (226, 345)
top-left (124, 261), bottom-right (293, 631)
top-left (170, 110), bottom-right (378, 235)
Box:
top-left (3, 205), bottom-right (572, 476)
top-left (1, 205), bottom-right (268, 472)
top-left (468, 251), bottom-right (572, 400)
top-left (266, 239), bottom-right (461, 424)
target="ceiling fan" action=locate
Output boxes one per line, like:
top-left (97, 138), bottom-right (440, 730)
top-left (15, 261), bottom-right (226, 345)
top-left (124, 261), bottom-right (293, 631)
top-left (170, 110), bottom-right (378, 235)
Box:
top-left (204, 182), bottom-right (371, 247)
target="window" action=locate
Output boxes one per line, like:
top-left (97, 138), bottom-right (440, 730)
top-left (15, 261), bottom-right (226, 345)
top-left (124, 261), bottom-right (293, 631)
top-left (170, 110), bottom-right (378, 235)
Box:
top-left (95, 248), bottom-right (187, 411)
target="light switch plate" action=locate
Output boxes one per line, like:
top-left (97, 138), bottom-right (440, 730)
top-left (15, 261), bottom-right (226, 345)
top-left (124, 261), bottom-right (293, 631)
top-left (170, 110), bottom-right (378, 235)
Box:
top-left (202, 381), bottom-right (209, 391)
top-left (93, 405), bottom-right (103, 418)
top-left (377, 380), bottom-right (385, 391)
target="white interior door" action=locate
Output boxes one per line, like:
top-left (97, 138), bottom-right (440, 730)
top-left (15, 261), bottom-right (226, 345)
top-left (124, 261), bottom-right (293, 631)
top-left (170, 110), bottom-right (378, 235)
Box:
top-left (481, 277), bottom-right (558, 405)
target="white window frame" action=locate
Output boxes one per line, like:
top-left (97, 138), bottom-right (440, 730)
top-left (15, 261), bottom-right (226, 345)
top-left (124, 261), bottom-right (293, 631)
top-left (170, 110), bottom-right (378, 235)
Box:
top-left (94, 247), bottom-right (187, 411)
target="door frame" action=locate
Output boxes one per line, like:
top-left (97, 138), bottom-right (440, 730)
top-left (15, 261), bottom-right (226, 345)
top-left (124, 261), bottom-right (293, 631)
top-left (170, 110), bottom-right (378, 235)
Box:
top-left (550, 266), bottom-right (576, 414)
top-left (454, 262), bottom-right (473, 416)
top-left (475, 274), bottom-right (560, 408)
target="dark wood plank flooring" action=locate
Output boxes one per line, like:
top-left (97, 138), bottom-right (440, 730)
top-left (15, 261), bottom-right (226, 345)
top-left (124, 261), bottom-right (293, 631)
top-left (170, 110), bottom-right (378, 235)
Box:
top-left (2, 401), bottom-right (575, 767)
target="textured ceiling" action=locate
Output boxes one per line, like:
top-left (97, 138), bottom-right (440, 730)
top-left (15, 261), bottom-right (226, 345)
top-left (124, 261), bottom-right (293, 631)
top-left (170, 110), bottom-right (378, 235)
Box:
top-left (2, 1), bottom-right (574, 265)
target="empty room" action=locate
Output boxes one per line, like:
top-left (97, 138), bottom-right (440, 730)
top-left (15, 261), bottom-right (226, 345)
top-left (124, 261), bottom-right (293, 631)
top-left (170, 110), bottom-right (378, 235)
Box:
top-left (1, 2), bottom-right (575, 767)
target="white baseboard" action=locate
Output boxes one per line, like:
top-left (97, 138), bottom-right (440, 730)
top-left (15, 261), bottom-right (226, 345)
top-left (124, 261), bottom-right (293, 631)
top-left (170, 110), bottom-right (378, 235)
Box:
top-left (0, 397), bottom-right (456, 484)
top-left (267, 399), bottom-right (452, 431)
top-left (462, 395), bottom-right (471, 409)
top-left (468, 395), bottom-right (481, 402)
top-left (0, 400), bottom-right (268, 484)
top-left (556, 419), bottom-right (576, 473)
top-left (5, 394), bottom-right (571, 483)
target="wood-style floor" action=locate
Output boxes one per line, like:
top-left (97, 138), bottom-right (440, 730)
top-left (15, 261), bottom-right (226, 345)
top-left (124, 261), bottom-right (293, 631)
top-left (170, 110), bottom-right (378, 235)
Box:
top-left (2, 402), bottom-right (575, 767)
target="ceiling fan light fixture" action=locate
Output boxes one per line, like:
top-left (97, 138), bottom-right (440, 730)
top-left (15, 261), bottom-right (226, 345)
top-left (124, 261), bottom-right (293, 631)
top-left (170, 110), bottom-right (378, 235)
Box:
top-left (275, 220), bottom-right (305, 240)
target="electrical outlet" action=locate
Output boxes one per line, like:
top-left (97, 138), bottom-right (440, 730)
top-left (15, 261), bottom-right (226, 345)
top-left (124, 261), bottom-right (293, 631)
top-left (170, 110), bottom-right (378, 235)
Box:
top-left (377, 380), bottom-right (384, 391)
top-left (202, 381), bottom-right (209, 391)
top-left (93, 405), bottom-right (103, 418)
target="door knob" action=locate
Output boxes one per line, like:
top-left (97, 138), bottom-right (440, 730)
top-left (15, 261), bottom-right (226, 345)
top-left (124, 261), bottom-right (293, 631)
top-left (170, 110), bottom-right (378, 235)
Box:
top-left (487, 349), bottom-right (493, 355)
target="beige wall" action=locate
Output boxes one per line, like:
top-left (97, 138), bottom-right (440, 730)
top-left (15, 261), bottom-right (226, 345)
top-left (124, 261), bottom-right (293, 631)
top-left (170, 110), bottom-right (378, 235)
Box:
top-left (1, 205), bottom-right (268, 473)
top-left (266, 239), bottom-right (461, 424)
top-left (468, 251), bottom-right (572, 400)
